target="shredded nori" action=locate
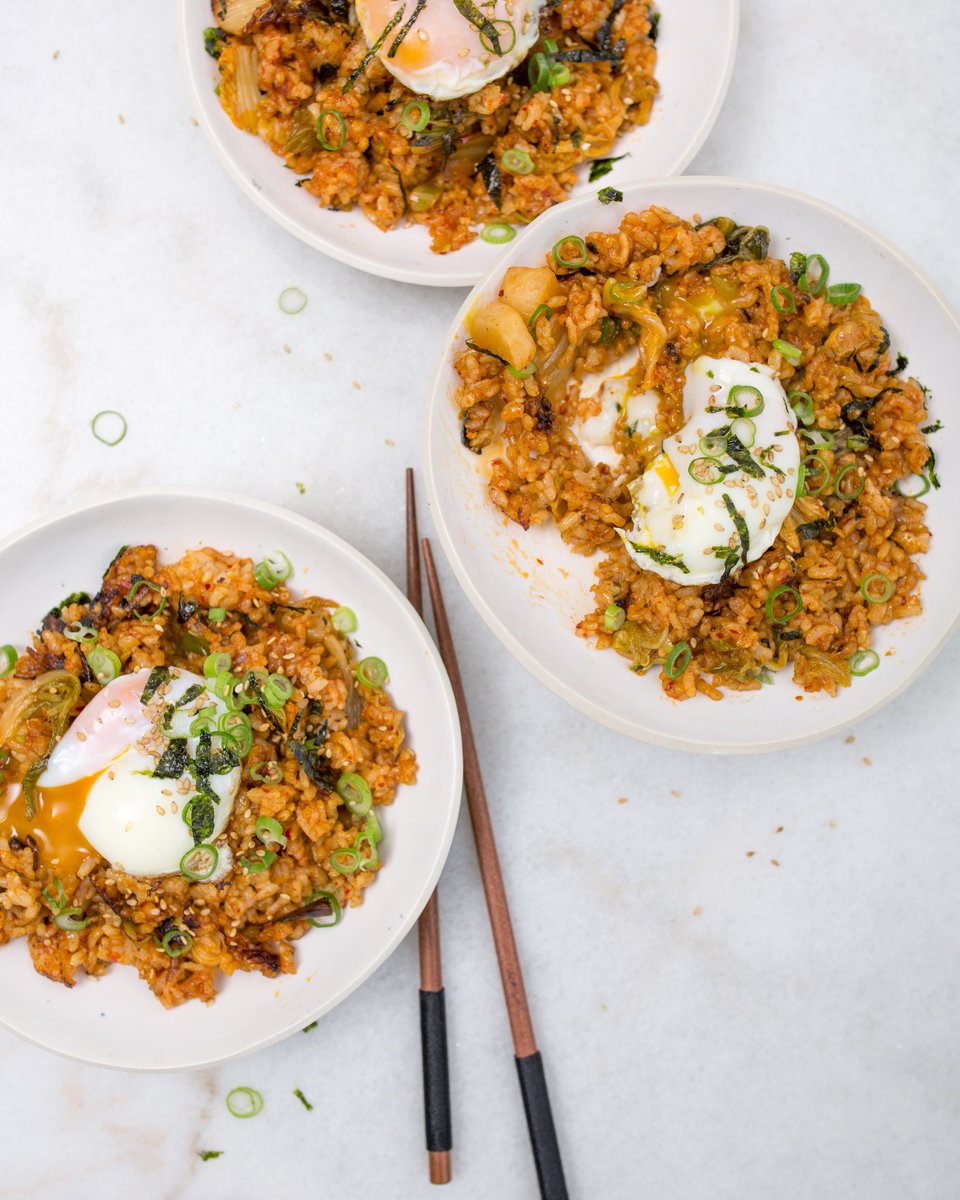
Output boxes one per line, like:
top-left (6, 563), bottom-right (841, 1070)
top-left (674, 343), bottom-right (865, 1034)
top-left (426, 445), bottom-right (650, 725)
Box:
top-left (724, 433), bottom-right (766, 479)
top-left (598, 186), bottom-right (623, 204)
top-left (478, 153), bottom-right (502, 208)
top-left (722, 494), bottom-right (750, 564)
top-left (706, 221), bottom-right (770, 266)
top-left (154, 738), bottom-right (189, 780)
top-left (140, 666), bottom-right (170, 704)
top-left (189, 792), bottom-right (217, 845)
top-left (452, 0), bottom-right (502, 54)
top-left (343, 3), bottom-right (407, 93)
top-left (796, 516), bottom-right (835, 542)
top-left (177, 594), bottom-right (198, 623)
top-left (194, 729), bottom-right (240, 776)
top-left (588, 154), bottom-right (628, 183)
top-left (246, 672), bottom-right (286, 732)
top-left (628, 543), bottom-right (690, 574)
top-left (387, 0), bottom-right (427, 57)
top-left (203, 27), bottom-right (226, 58)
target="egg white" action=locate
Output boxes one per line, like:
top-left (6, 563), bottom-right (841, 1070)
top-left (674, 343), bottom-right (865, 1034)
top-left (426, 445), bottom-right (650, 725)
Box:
top-left (619, 356), bottom-right (801, 585)
top-left (356, 0), bottom-right (546, 101)
top-left (40, 667), bottom-right (240, 877)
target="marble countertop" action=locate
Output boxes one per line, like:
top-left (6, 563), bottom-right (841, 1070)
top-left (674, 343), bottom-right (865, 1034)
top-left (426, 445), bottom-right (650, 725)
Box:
top-left (2, 2), bottom-right (959, 1197)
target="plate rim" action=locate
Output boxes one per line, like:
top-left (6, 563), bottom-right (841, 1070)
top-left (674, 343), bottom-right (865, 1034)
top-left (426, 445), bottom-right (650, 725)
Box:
top-left (174, 0), bottom-right (740, 288)
top-left (422, 175), bottom-right (960, 753)
top-left (0, 485), bottom-right (463, 1070)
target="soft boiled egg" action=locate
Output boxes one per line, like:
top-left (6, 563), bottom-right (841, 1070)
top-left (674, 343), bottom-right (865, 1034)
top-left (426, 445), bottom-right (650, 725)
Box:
top-left (619, 356), bottom-right (801, 586)
top-left (35, 667), bottom-right (240, 877)
top-left (572, 349), bottom-right (662, 467)
top-left (356, 0), bottom-right (545, 101)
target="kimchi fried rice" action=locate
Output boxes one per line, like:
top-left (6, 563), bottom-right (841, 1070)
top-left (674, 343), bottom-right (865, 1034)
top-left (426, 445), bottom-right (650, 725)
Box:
top-left (0, 544), bottom-right (416, 1006)
top-left (454, 205), bottom-right (938, 700)
top-left (207, 0), bottom-right (659, 253)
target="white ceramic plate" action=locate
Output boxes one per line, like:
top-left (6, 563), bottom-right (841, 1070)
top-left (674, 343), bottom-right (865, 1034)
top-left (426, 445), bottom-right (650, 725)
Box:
top-left (423, 177), bottom-right (960, 752)
top-left (176, 0), bottom-right (738, 286)
top-left (0, 488), bottom-right (462, 1069)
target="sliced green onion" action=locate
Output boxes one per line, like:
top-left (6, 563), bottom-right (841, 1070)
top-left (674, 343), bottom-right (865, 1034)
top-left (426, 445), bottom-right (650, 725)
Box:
top-left (788, 391), bottom-right (815, 427)
top-left (180, 844), bottom-right (219, 881)
top-left (825, 282), bottom-right (861, 306)
top-left (356, 656), bottom-right (388, 689)
top-left (127, 579), bottom-right (168, 620)
top-left (256, 815), bottom-right (288, 849)
top-left (603, 604), bottom-right (625, 633)
top-left (241, 849), bottom-right (277, 874)
top-left (204, 652), bottom-right (232, 677)
top-left (528, 305), bottom-right (553, 340)
top-left (501, 148), bottom-right (534, 175)
top-left (772, 339), bottom-right (802, 364)
top-left (208, 607), bottom-right (227, 623)
top-left (209, 670), bottom-right (237, 705)
top-left (86, 646), bottom-right (121, 686)
top-left (730, 417), bottom-right (756, 448)
top-left (798, 454), bottom-right (830, 497)
top-left (849, 648), bottom-right (880, 676)
top-left (846, 434), bottom-right (871, 452)
top-left (63, 622), bottom-right (98, 644)
top-left (250, 760), bottom-right (284, 784)
top-left (506, 362), bottom-right (536, 381)
top-left (480, 222), bottom-right (515, 245)
top-left (42, 879), bottom-right (67, 912)
top-left (219, 710), bottom-right (253, 756)
top-left (0, 645), bottom-right (16, 677)
top-left (254, 561), bottom-right (279, 590)
top-left (803, 428), bottom-right (836, 450)
top-left (264, 551), bottom-right (292, 582)
top-left (664, 641), bottom-right (692, 680)
top-left (609, 280), bottom-right (645, 305)
top-left (355, 811), bottom-right (382, 870)
top-left (408, 184), bottom-right (440, 212)
top-left (599, 316), bottom-right (619, 346)
top-left (189, 706), bottom-right (218, 737)
top-left (317, 109), bottom-right (346, 151)
top-left (893, 474), bottom-right (931, 499)
top-left (770, 285), bottom-right (796, 314)
top-left (550, 62), bottom-right (571, 87)
top-left (400, 98), bottom-right (431, 132)
top-left (728, 385), bottom-right (764, 416)
top-left (159, 927), bottom-right (193, 957)
top-left (765, 585), bottom-right (803, 624)
top-left (336, 772), bottom-right (372, 816)
top-left (305, 889), bottom-right (342, 928)
top-left (689, 457), bottom-right (724, 484)
top-left (699, 431), bottom-right (728, 456)
top-left (332, 606), bottom-right (357, 634)
top-left (860, 572), bottom-right (894, 605)
top-left (263, 673), bottom-right (293, 708)
top-left (278, 287), bottom-right (307, 315)
top-left (91, 410), bottom-right (127, 446)
top-left (479, 18), bottom-right (515, 54)
top-left (330, 847), bottom-right (360, 875)
top-left (798, 253), bottom-right (829, 296)
top-left (833, 463), bottom-right (865, 500)
top-left (226, 1087), bottom-right (264, 1119)
top-left (552, 236), bottom-right (588, 270)
top-left (54, 907), bottom-right (90, 932)
top-left (528, 51), bottom-right (552, 92)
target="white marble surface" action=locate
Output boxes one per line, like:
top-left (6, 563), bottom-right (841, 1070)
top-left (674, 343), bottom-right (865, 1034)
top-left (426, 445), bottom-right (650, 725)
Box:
top-left (2, 2), bottom-right (959, 1197)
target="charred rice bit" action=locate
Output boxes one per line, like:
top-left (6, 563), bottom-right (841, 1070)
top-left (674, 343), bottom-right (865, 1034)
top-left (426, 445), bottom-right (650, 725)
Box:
top-left (453, 206), bottom-right (932, 698)
top-left (0, 544), bottom-right (416, 1006)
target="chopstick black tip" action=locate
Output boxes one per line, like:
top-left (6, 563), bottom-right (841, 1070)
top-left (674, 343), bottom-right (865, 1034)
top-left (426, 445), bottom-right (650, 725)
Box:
top-left (516, 1051), bottom-right (568, 1200)
top-left (420, 987), bottom-right (453, 1154)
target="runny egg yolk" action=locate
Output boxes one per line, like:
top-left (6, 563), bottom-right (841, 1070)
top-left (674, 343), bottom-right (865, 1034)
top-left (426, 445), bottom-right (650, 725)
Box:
top-left (0, 776), bottom-right (101, 879)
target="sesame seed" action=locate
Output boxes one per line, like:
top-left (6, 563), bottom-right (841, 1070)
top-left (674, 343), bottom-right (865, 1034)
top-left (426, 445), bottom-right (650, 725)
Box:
top-left (171, 801), bottom-right (179, 814)
top-left (156, 805), bottom-right (165, 816)
top-left (77, 731), bottom-right (87, 742)
top-left (108, 700), bottom-right (121, 709)
top-left (108, 770), bottom-right (115, 781)
top-left (161, 789), bottom-right (172, 796)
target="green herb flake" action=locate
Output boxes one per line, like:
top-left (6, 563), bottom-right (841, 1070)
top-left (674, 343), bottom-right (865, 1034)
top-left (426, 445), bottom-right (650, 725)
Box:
top-left (296, 481), bottom-right (306, 494)
top-left (597, 186), bottom-right (623, 204)
top-left (302, 1021), bottom-right (318, 1032)
top-left (648, 9), bottom-right (660, 40)
top-left (202, 27), bottom-right (226, 58)
top-left (293, 1088), bottom-right (314, 1111)
top-left (921, 420), bottom-right (942, 435)
top-left (198, 1150), bottom-right (223, 1162)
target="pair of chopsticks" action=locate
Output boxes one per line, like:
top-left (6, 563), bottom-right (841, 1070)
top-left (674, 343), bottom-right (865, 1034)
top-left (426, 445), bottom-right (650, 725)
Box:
top-left (406, 469), bottom-right (569, 1198)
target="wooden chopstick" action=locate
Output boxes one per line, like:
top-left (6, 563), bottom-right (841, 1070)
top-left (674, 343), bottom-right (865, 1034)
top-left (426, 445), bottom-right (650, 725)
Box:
top-left (421, 537), bottom-right (569, 1200)
top-left (407, 469), bottom-right (453, 1187)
